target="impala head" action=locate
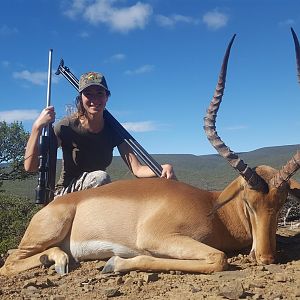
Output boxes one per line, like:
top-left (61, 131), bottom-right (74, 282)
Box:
top-left (204, 28), bottom-right (300, 265)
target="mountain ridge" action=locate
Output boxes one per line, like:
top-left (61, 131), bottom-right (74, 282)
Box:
top-left (2, 144), bottom-right (300, 199)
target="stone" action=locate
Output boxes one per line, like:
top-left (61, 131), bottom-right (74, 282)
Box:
top-left (143, 273), bottom-right (159, 283)
top-left (104, 288), bottom-right (120, 298)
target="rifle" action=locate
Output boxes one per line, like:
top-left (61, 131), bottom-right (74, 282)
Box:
top-left (35, 49), bottom-right (58, 204)
top-left (55, 60), bottom-right (163, 177)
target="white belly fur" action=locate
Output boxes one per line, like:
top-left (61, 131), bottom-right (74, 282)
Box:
top-left (70, 240), bottom-right (141, 261)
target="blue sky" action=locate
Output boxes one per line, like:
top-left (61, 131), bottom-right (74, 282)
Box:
top-left (1, 0), bottom-right (300, 155)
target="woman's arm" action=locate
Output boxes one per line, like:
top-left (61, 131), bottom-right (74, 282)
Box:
top-left (117, 142), bottom-right (176, 179)
top-left (24, 106), bottom-right (57, 172)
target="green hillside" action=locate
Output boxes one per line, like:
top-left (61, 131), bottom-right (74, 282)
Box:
top-left (2, 144), bottom-right (300, 200)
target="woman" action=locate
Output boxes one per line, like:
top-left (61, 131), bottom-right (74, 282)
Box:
top-left (24, 71), bottom-right (176, 196)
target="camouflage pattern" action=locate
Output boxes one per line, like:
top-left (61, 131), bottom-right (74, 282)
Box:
top-left (78, 71), bottom-right (110, 94)
top-left (54, 170), bottom-right (111, 197)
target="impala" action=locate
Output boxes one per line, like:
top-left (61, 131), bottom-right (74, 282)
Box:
top-left (1, 28), bottom-right (300, 276)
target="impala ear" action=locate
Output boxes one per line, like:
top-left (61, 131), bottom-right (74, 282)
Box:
top-left (208, 178), bottom-right (243, 216)
top-left (289, 179), bottom-right (300, 200)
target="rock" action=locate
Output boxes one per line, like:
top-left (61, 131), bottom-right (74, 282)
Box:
top-left (257, 266), bottom-right (267, 271)
top-left (272, 295), bottom-right (283, 300)
top-left (44, 277), bottom-right (56, 287)
top-left (124, 277), bottom-right (134, 285)
top-left (274, 274), bottom-right (287, 282)
top-left (218, 282), bottom-right (245, 299)
top-left (291, 260), bottom-right (300, 266)
top-left (143, 273), bottom-right (159, 283)
top-left (48, 267), bottom-right (57, 276)
top-left (216, 269), bottom-right (250, 280)
top-left (95, 261), bottom-right (106, 271)
top-left (266, 264), bottom-right (284, 273)
top-left (252, 293), bottom-right (264, 299)
top-left (104, 288), bottom-right (121, 298)
top-left (249, 281), bottom-right (266, 289)
top-left (129, 271), bottom-right (138, 277)
top-left (191, 286), bottom-right (200, 293)
top-left (136, 279), bottom-right (143, 287)
top-left (115, 276), bottom-right (123, 285)
top-left (22, 279), bottom-right (38, 289)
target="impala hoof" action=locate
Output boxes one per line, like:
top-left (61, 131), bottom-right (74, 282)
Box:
top-left (55, 263), bottom-right (69, 275)
top-left (102, 256), bottom-right (116, 273)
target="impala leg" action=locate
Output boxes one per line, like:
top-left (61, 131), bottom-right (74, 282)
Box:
top-left (103, 235), bottom-right (228, 274)
top-left (0, 201), bottom-right (75, 276)
top-left (0, 247), bottom-right (69, 276)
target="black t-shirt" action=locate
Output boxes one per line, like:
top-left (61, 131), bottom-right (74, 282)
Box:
top-left (54, 116), bottom-right (123, 188)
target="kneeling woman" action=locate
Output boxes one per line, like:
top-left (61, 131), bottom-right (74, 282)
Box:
top-left (24, 71), bottom-right (176, 196)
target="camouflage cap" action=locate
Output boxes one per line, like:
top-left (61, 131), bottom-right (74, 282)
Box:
top-left (78, 71), bottom-right (110, 95)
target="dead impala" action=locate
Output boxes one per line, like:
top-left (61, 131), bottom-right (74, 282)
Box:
top-left (1, 28), bottom-right (300, 276)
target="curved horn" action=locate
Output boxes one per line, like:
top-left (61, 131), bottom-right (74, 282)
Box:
top-left (204, 35), bottom-right (268, 193)
top-left (271, 28), bottom-right (300, 188)
top-left (271, 151), bottom-right (300, 188)
top-left (291, 27), bottom-right (300, 84)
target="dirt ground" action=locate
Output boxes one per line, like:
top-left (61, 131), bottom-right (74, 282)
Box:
top-left (0, 224), bottom-right (299, 300)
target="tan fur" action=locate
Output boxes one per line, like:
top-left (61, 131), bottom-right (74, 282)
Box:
top-left (1, 164), bottom-right (296, 276)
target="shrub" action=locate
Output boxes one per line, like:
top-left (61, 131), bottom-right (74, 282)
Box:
top-left (0, 192), bottom-right (39, 254)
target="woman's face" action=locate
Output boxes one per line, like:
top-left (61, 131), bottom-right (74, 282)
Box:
top-left (81, 85), bottom-right (108, 116)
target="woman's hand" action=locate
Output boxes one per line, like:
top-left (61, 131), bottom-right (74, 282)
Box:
top-left (33, 106), bottom-right (56, 131)
top-left (24, 106), bottom-right (56, 172)
top-left (160, 164), bottom-right (177, 180)
top-left (118, 143), bottom-right (177, 180)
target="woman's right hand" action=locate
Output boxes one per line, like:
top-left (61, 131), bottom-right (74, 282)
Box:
top-left (33, 106), bottom-right (56, 131)
top-left (24, 106), bottom-right (56, 172)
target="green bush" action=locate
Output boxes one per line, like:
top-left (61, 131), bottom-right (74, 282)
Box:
top-left (0, 192), bottom-right (39, 254)
top-left (0, 121), bottom-right (31, 184)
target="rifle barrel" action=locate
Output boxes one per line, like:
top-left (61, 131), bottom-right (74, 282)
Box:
top-left (35, 49), bottom-right (57, 204)
top-left (46, 49), bottom-right (53, 108)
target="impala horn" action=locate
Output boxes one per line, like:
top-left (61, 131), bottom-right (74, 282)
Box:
top-left (204, 34), bottom-right (268, 193)
top-left (271, 28), bottom-right (300, 188)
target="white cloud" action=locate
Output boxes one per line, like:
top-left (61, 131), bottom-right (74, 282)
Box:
top-left (202, 10), bottom-right (228, 30)
top-left (13, 70), bottom-right (59, 86)
top-left (64, 0), bottom-right (89, 18)
top-left (124, 64), bottom-right (154, 75)
top-left (0, 25), bottom-right (18, 36)
top-left (156, 14), bottom-right (198, 28)
top-left (64, 0), bottom-right (152, 33)
top-left (0, 109), bottom-right (39, 123)
top-left (279, 19), bottom-right (295, 27)
top-left (111, 53), bottom-right (126, 60)
top-left (122, 121), bottom-right (157, 132)
top-left (79, 31), bottom-right (90, 38)
top-left (1, 60), bottom-right (10, 67)
top-left (105, 53), bottom-right (126, 63)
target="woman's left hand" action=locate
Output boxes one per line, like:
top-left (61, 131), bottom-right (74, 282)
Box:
top-left (160, 164), bottom-right (177, 180)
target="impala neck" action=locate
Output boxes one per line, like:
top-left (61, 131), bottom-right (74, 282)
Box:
top-left (216, 197), bottom-right (253, 249)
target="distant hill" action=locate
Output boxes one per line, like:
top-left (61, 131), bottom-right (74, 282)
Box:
top-left (2, 144), bottom-right (300, 200)
top-left (108, 144), bottom-right (300, 190)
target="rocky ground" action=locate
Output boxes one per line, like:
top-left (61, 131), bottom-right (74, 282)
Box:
top-left (0, 224), bottom-right (299, 300)
top-left (1, 198), bottom-right (300, 300)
